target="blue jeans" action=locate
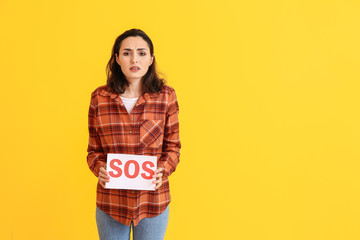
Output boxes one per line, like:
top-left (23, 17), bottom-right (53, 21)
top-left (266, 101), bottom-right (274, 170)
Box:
top-left (96, 205), bottom-right (169, 240)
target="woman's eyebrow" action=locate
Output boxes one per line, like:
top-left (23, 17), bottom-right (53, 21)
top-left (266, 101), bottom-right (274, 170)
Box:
top-left (122, 48), bottom-right (148, 51)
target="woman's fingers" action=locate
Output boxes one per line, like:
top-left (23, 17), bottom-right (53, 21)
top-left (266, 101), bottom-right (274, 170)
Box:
top-left (99, 176), bottom-right (109, 182)
top-left (99, 167), bottom-right (110, 180)
top-left (152, 175), bottom-right (162, 183)
top-left (155, 167), bottom-right (164, 174)
top-left (153, 171), bottom-right (163, 189)
top-left (155, 181), bottom-right (162, 189)
top-left (153, 179), bottom-right (162, 184)
top-left (99, 167), bottom-right (109, 188)
top-left (99, 175), bottom-right (110, 182)
top-left (153, 172), bottom-right (163, 178)
top-left (99, 167), bottom-right (108, 175)
top-left (99, 172), bottom-right (110, 179)
top-left (153, 167), bottom-right (164, 189)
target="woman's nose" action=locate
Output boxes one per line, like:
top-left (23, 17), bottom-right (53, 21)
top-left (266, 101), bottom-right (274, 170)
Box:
top-left (131, 55), bottom-right (138, 63)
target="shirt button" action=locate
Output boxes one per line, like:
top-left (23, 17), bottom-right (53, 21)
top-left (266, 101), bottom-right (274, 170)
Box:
top-left (129, 130), bottom-right (132, 134)
top-left (132, 191), bottom-right (135, 194)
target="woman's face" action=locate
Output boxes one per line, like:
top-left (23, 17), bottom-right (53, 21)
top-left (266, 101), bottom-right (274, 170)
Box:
top-left (115, 36), bottom-right (154, 82)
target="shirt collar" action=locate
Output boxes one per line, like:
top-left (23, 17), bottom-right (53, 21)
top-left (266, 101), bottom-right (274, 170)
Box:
top-left (99, 85), bottom-right (160, 102)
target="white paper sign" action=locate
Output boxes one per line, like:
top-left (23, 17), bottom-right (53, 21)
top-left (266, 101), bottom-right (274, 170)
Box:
top-left (105, 153), bottom-right (157, 191)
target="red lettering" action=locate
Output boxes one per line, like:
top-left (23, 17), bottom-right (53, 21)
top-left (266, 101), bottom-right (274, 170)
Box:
top-left (108, 159), bottom-right (156, 180)
top-left (124, 160), bottom-right (140, 179)
top-left (108, 159), bottom-right (122, 178)
top-left (141, 161), bottom-right (155, 179)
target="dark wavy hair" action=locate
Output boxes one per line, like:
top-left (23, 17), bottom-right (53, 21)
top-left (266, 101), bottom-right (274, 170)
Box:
top-left (106, 28), bottom-right (165, 94)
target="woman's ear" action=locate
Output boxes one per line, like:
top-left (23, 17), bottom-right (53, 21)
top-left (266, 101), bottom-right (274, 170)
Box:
top-left (115, 53), bottom-right (120, 65)
top-left (150, 55), bottom-right (154, 66)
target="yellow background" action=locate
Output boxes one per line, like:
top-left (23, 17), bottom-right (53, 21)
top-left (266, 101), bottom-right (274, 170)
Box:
top-left (1, 0), bottom-right (359, 239)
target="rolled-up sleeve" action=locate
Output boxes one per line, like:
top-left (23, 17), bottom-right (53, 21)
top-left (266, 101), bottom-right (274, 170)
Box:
top-left (158, 89), bottom-right (181, 177)
top-left (87, 95), bottom-right (106, 177)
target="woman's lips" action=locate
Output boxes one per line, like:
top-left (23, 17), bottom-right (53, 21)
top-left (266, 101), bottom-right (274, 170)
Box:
top-left (130, 66), bottom-right (140, 72)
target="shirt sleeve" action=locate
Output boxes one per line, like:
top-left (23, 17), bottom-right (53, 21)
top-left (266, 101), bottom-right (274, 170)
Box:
top-left (158, 88), bottom-right (181, 178)
top-left (87, 95), bottom-right (106, 178)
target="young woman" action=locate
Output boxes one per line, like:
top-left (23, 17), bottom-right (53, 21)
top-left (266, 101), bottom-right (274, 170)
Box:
top-left (86, 29), bottom-right (181, 240)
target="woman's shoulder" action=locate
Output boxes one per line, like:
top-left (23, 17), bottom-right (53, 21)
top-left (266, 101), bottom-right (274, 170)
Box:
top-left (156, 84), bottom-right (178, 104)
top-left (145, 84), bottom-right (177, 102)
top-left (160, 83), bottom-right (176, 95)
top-left (90, 84), bottom-right (114, 98)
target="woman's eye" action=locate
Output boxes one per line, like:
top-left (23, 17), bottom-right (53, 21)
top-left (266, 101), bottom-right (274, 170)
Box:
top-left (139, 52), bottom-right (146, 56)
top-left (123, 52), bottom-right (130, 56)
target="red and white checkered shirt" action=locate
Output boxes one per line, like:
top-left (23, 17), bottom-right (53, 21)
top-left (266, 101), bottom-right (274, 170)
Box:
top-left (87, 83), bottom-right (181, 226)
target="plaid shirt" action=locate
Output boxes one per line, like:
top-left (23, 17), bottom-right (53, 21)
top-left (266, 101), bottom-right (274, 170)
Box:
top-left (87, 83), bottom-right (181, 226)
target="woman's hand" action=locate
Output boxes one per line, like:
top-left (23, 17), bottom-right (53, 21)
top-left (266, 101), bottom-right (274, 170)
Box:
top-left (153, 167), bottom-right (164, 190)
top-left (98, 166), bottom-right (110, 188)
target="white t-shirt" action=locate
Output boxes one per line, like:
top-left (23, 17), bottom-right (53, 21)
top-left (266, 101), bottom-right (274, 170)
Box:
top-left (120, 96), bottom-right (139, 114)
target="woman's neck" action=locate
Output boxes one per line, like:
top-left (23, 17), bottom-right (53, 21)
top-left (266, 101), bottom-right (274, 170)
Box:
top-left (121, 79), bottom-right (143, 98)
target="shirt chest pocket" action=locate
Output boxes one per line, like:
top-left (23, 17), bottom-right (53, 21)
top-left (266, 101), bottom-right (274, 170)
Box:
top-left (139, 119), bottom-right (165, 149)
